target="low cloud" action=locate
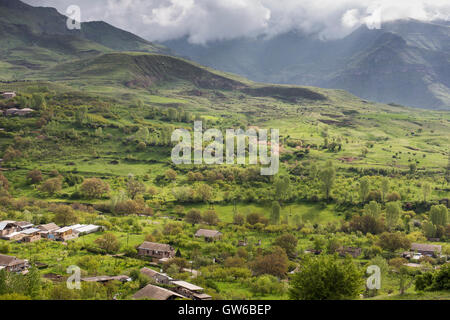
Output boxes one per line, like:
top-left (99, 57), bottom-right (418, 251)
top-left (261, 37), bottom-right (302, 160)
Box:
top-left (24, 0), bottom-right (450, 43)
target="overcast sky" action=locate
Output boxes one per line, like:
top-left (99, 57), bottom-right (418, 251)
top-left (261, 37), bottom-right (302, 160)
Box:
top-left (23, 0), bottom-right (450, 43)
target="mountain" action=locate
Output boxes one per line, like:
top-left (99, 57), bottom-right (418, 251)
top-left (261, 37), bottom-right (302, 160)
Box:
top-left (163, 19), bottom-right (450, 110)
top-left (0, 0), bottom-right (166, 78)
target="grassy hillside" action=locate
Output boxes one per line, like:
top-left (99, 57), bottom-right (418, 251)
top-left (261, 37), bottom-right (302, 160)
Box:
top-left (0, 0), bottom-right (166, 79)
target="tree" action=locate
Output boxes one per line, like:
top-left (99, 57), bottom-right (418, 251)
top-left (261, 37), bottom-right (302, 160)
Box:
top-left (289, 255), bottom-right (363, 300)
top-left (274, 176), bottom-right (290, 201)
top-left (25, 267), bottom-right (41, 299)
top-left (202, 210), bottom-right (219, 225)
top-left (359, 176), bottom-right (370, 203)
top-left (94, 233), bottom-right (120, 254)
top-left (386, 192), bottom-right (401, 202)
top-left (250, 246), bottom-right (288, 278)
top-left (195, 184), bottom-right (213, 203)
top-left (39, 177), bottom-right (62, 195)
top-left (31, 93), bottom-right (46, 110)
top-left (165, 169), bottom-right (177, 181)
top-left (381, 178), bottom-right (389, 202)
top-left (185, 209), bottom-right (202, 225)
top-left (364, 201), bottom-right (381, 219)
top-left (422, 221), bottom-right (437, 239)
top-left (429, 205), bottom-right (448, 227)
top-left (274, 234), bottom-right (298, 258)
top-left (318, 162), bottom-right (335, 200)
top-left (422, 182), bottom-right (432, 202)
top-left (349, 215), bottom-right (384, 235)
top-left (53, 205), bottom-right (79, 226)
top-left (0, 173), bottom-right (9, 191)
top-left (386, 202), bottom-right (401, 230)
top-left (126, 178), bottom-right (146, 199)
top-left (233, 212), bottom-right (245, 226)
top-left (377, 232), bottom-right (411, 252)
top-left (27, 169), bottom-right (43, 185)
top-left (81, 178), bottom-right (110, 199)
top-left (270, 201), bottom-right (281, 224)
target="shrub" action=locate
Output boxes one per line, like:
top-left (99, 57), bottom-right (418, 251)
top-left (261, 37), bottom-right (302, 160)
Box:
top-left (81, 178), bottom-right (110, 199)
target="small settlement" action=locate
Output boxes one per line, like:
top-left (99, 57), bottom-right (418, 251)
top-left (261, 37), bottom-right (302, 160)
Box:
top-left (0, 220), bottom-right (102, 243)
top-left (133, 234), bottom-right (215, 300)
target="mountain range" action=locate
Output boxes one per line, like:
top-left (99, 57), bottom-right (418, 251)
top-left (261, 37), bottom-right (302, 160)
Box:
top-left (1, 0), bottom-right (449, 110)
top-left (163, 19), bottom-right (450, 110)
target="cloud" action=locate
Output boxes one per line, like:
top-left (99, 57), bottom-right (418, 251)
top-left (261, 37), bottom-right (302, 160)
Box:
top-left (23, 0), bottom-right (450, 43)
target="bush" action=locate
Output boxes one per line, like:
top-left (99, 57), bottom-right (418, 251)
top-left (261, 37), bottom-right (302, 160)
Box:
top-left (81, 178), bottom-right (110, 199)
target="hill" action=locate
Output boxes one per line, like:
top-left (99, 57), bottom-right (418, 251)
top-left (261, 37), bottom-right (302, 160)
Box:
top-left (0, 0), bottom-right (166, 79)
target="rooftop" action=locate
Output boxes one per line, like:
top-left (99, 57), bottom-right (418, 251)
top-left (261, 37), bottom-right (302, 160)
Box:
top-left (138, 241), bottom-right (173, 252)
top-left (133, 284), bottom-right (184, 300)
top-left (195, 229), bottom-right (222, 238)
top-left (171, 280), bottom-right (204, 292)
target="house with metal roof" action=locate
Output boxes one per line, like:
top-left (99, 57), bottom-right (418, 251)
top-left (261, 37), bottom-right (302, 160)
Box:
top-left (140, 267), bottom-right (173, 284)
top-left (133, 284), bottom-right (184, 300)
top-left (171, 280), bottom-right (212, 300)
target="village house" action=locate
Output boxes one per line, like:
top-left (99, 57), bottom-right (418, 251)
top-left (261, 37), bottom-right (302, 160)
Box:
top-left (0, 254), bottom-right (28, 273)
top-left (1, 92), bottom-right (16, 99)
top-left (337, 246), bottom-right (362, 258)
top-left (5, 108), bottom-right (19, 116)
top-left (133, 284), bottom-right (184, 300)
top-left (3, 231), bottom-right (26, 242)
top-left (137, 241), bottom-right (175, 260)
top-left (53, 226), bottom-right (76, 241)
top-left (15, 108), bottom-right (34, 116)
top-left (71, 224), bottom-right (102, 236)
top-left (171, 280), bottom-right (212, 300)
top-left (81, 275), bottom-right (131, 284)
top-left (140, 267), bottom-right (173, 284)
top-left (410, 243), bottom-right (442, 257)
top-left (194, 229), bottom-right (223, 241)
top-left (38, 223), bottom-right (60, 239)
top-left (13, 221), bottom-right (34, 231)
top-left (20, 228), bottom-right (42, 243)
top-left (4, 108), bottom-right (34, 117)
top-left (0, 221), bottom-right (18, 238)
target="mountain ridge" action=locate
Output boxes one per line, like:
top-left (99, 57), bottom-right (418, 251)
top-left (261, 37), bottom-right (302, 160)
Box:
top-left (162, 19), bottom-right (450, 110)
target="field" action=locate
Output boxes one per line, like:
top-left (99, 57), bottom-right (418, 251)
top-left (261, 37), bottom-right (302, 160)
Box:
top-left (0, 51), bottom-right (448, 301)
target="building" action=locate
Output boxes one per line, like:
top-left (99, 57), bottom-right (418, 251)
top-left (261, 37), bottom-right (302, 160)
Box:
top-left (0, 254), bottom-right (27, 272)
top-left (171, 280), bottom-right (212, 300)
top-left (21, 228), bottom-right (41, 243)
top-left (15, 108), bottom-right (34, 116)
top-left (337, 246), bottom-right (362, 258)
top-left (81, 275), bottom-right (131, 283)
top-left (5, 108), bottom-right (19, 116)
top-left (194, 229), bottom-right (223, 241)
top-left (0, 221), bottom-right (18, 238)
top-left (38, 223), bottom-right (60, 239)
top-left (2, 231), bottom-right (26, 242)
top-left (137, 241), bottom-right (175, 260)
top-left (1, 92), bottom-right (16, 99)
top-left (133, 284), bottom-right (184, 300)
top-left (53, 226), bottom-right (76, 241)
top-left (71, 224), bottom-right (102, 236)
top-left (411, 243), bottom-right (442, 257)
top-left (13, 221), bottom-right (34, 231)
top-left (140, 267), bottom-right (173, 284)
